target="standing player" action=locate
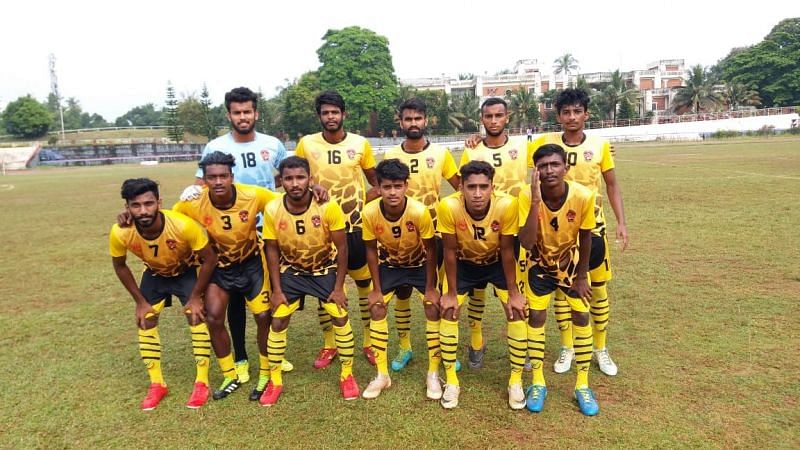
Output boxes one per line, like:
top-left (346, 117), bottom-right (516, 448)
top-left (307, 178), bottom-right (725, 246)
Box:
top-left (459, 97), bottom-right (532, 370)
top-left (531, 88), bottom-right (629, 376)
top-left (361, 159), bottom-right (441, 400)
top-left (518, 144), bottom-right (599, 416)
top-left (174, 151), bottom-right (278, 401)
top-left (382, 98), bottom-right (460, 372)
top-left (294, 91), bottom-right (380, 368)
top-left (179, 87), bottom-right (292, 390)
top-left (110, 178), bottom-right (217, 410)
top-left (436, 161), bottom-right (526, 409)
top-left (259, 156), bottom-right (359, 406)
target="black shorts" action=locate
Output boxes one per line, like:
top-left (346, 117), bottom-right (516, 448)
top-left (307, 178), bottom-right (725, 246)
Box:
top-left (140, 268), bottom-right (197, 307)
top-left (528, 264), bottom-right (580, 298)
top-left (347, 229), bottom-right (367, 270)
top-left (211, 253), bottom-right (265, 301)
top-left (279, 270), bottom-right (337, 303)
top-left (589, 235), bottom-right (606, 271)
top-left (379, 264), bottom-right (427, 295)
top-left (456, 260), bottom-right (506, 295)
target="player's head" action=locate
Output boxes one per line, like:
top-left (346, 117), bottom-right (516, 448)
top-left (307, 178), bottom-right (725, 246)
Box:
top-left (459, 160), bottom-right (494, 214)
top-left (533, 144), bottom-right (568, 188)
top-left (376, 159), bottom-right (409, 207)
top-left (225, 87), bottom-right (259, 135)
top-left (199, 151), bottom-right (236, 198)
top-left (398, 98), bottom-right (427, 139)
top-left (555, 88), bottom-right (590, 132)
top-left (480, 97), bottom-right (509, 137)
top-left (121, 178), bottom-right (161, 228)
top-left (278, 156), bottom-right (312, 201)
top-left (315, 91), bottom-right (346, 133)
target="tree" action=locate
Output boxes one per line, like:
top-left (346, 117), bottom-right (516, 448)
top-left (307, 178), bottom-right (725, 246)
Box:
top-left (505, 86), bottom-right (540, 128)
top-left (317, 26), bottom-right (398, 136)
top-left (200, 84), bottom-right (219, 141)
top-left (553, 53), bottom-right (579, 78)
top-left (114, 103), bottom-right (162, 126)
top-left (671, 65), bottom-right (722, 114)
top-left (3, 95), bottom-right (52, 138)
top-left (448, 91), bottom-right (479, 132)
top-left (722, 82), bottom-right (761, 110)
top-left (617, 97), bottom-right (637, 120)
top-left (595, 70), bottom-right (639, 122)
top-left (164, 81), bottom-right (183, 142)
top-left (177, 95), bottom-right (207, 136)
top-left (282, 71), bottom-right (322, 137)
top-left (715, 18), bottom-right (800, 107)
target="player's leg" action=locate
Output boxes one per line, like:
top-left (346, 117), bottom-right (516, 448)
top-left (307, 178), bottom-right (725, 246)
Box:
top-left (423, 289), bottom-right (442, 400)
top-left (523, 268), bottom-right (557, 413)
top-left (314, 304), bottom-right (338, 369)
top-left (347, 230), bottom-right (376, 365)
top-left (466, 287), bottom-right (487, 369)
top-left (439, 292), bottom-right (465, 409)
top-left (171, 269), bottom-right (212, 409)
top-left (136, 271), bottom-right (169, 410)
top-left (363, 288), bottom-right (394, 399)
top-left (553, 290), bottom-right (574, 373)
top-left (495, 285), bottom-right (527, 410)
top-left (204, 278), bottom-right (240, 400)
top-left (589, 235), bottom-right (616, 375)
top-left (244, 253), bottom-right (278, 400)
top-left (391, 285), bottom-right (414, 371)
top-left (226, 293), bottom-right (250, 383)
top-left (564, 289), bottom-right (599, 416)
top-left (260, 295), bottom-right (298, 406)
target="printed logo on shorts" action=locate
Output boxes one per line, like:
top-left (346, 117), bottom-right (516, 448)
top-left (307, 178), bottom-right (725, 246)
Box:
top-left (239, 210), bottom-right (249, 223)
top-left (426, 157), bottom-right (435, 168)
top-left (405, 221), bottom-right (416, 232)
top-left (490, 220), bottom-right (500, 232)
top-left (566, 210), bottom-right (576, 222)
top-left (583, 151), bottom-right (594, 161)
top-left (260, 149), bottom-right (270, 161)
top-left (166, 239), bottom-right (177, 250)
top-left (311, 215), bottom-right (322, 227)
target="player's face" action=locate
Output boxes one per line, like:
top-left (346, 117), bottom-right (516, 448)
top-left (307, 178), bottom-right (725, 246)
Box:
top-left (481, 104), bottom-right (508, 137)
top-left (535, 153), bottom-right (568, 188)
top-left (379, 179), bottom-right (408, 208)
top-left (228, 101), bottom-right (259, 135)
top-left (400, 109), bottom-right (427, 139)
top-left (557, 103), bottom-right (588, 132)
top-left (203, 164), bottom-right (234, 200)
top-left (319, 104), bottom-right (345, 132)
top-left (280, 167), bottom-right (311, 201)
top-left (126, 191), bottom-right (161, 228)
top-left (460, 173), bottom-right (493, 214)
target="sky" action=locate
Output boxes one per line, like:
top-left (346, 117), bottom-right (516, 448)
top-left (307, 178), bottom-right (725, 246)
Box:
top-left (2, 0), bottom-right (797, 121)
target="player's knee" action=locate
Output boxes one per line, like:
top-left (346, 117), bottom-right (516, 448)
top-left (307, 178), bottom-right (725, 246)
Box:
top-left (423, 302), bottom-right (439, 320)
top-left (571, 310), bottom-right (590, 327)
top-left (528, 309), bottom-right (546, 328)
top-left (140, 316), bottom-right (159, 330)
top-left (253, 311), bottom-right (271, 326)
top-left (591, 284), bottom-right (608, 304)
top-left (355, 278), bottom-right (371, 288)
top-left (370, 304), bottom-right (387, 321)
top-left (331, 315), bottom-right (348, 327)
top-left (271, 316), bottom-right (289, 332)
top-left (206, 311), bottom-right (226, 329)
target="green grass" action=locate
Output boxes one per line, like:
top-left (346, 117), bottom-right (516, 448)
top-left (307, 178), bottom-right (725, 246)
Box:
top-left (1, 137), bottom-right (799, 448)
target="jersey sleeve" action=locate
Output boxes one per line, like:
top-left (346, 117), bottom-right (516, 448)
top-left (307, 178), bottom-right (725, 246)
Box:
top-left (195, 144), bottom-right (213, 178)
top-left (325, 201), bottom-right (346, 232)
top-left (172, 200), bottom-right (190, 217)
top-left (528, 136), bottom-right (546, 168)
top-left (262, 200), bottom-right (279, 240)
top-left (254, 186), bottom-right (279, 210)
top-left (442, 149), bottom-right (459, 179)
top-left (108, 225), bottom-right (127, 257)
top-left (458, 148), bottom-right (469, 168)
top-left (361, 207), bottom-right (376, 241)
top-left (418, 207), bottom-right (435, 239)
top-left (580, 191), bottom-right (598, 230)
top-left (436, 199), bottom-right (456, 235)
top-left (599, 140), bottom-right (615, 172)
top-left (274, 141), bottom-right (288, 169)
top-left (518, 185), bottom-right (532, 226)
top-left (182, 216), bottom-right (209, 251)
top-left (501, 197), bottom-right (520, 235)
top-left (294, 138), bottom-right (306, 159)
top-left (361, 140), bottom-right (377, 170)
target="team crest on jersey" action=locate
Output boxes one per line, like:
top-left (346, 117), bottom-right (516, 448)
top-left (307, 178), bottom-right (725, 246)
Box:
top-left (261, 149), bottom-right (270, 161)
top-left (375, 224), bottom-right (384, 235)
top-left (405, 221), bottom-right (416, 232)
top-left (457, 220), bottom-right (468, 231)
top-left (310, 151), bottom-right (321, 160)
top-left (311, 215), bottom-right (322, 227)
top-left (490, 220), bottom-right (500, 232)
top-left (239, 210), bottom-right (249, 223)
top-left (583, 151), bottom-right (594, 161)
top-left (426, 157), bottom-right (435, 168)
top-left (132, 243), bottom-right (142, 252)
top-left (278, 220), bottom-right (288, 230)
top-left (166, 239), bottom-right (177, 250)
top-left (508, 149), bottom-right (518, 160)
top-left (346, 148), bottom-right (356, 160)
top-left (566, 210), bottom-right (577, 222)
top-left (203, 216), bottom-right (213, 226)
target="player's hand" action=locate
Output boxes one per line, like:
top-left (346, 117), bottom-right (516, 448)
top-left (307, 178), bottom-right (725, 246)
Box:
top-left (572, 276), bottom-right (592, 307)
top-left (180, 185), bottom-right (203, 202)
top-left (184, 296), bottom-right (205, 324)
top-left (328, 289), bottom-right (348, 314)
top-left (505, 290), bottom-right (527, 321)
top-left (135, 302), bottom-right (157, 330)
top-left (270, 291), bottom-right (289, 312)
top-left (439, 291), bottom-right (458, 319)
top-left (311, 184), bottom-right (329, 203)
top-left (367, 288), bottom-right (384, 311)
top-left (464, 133), bottom-right (482, 149)
top-left (117, 210), bottom-right (132, 227)
top-left (531, 170), bottom-right (542, 204)
top-left (424, 287), bottom-right (440, 308)
top-left (616, 224), bottom-right (629, 252)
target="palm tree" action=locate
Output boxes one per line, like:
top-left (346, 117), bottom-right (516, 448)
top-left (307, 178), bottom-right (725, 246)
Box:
top-left (595, 70), bottom-right (639, 122)
top-left (448, 92), bottom-right (479, 132)
top-left (671, 65), bottom-right (722, 114)
top-left (553, 53), bottom-right (579, 77)
top-left (505, 86), bottom-right (540, 129)
top-left (722, 82), bottom-right (761, 110)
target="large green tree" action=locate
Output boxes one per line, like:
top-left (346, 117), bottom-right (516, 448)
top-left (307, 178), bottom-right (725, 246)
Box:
top-left (317, 26), bottom-right (398, 136)
top-left (114, 103), bottom-right (162, 126)
top-left (505, 86), bottom-right (540, 128)
top-left (282, 71), bottom-right (322, 138)
top-left (722, 82), bottom-right (761, 110)
top-left (3, 95), bottom-right (52, 138)
top-left (448, 91), bottom-right (480, 132)
top-left (715, 18), bottom-right (800, 107)
top-left (177, 95), bottom-right (207, 136)
top-left (671, 65), bottom-right (722, 114)
top-left (596, 70), bottom-right (639, 121)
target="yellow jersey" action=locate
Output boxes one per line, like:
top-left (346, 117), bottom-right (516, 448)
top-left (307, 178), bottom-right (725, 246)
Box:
top-left (362, 196), bottom-right (434, 267)
top-left (460, 135), bottom-right (533, 197)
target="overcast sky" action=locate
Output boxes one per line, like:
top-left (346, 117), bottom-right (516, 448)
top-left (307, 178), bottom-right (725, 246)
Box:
top-left (2, 0), bottom-right (797, 120)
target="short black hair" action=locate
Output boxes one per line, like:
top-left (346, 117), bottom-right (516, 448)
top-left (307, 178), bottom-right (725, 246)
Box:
top-left (224, 87), bottom-right (258, 112)
top-left (555, 88), bottom-right (590, 113)
top-left (376, 159), bottom-right (410, 183)
top-left (278, 156), bottom-right (311, 177)
top-left (199, 151), bottom-right (236, 175)
top-left (315, 91), bottom-right (346, 115)
top-left (460, 160), bottom-right (495, 182)
top-left (121, 178), bottom-right (159, 201)
top-left (533, 143), bottom-right (567, 164)
top-left (398, 98), bottom-right (427, 117)
top-left (480, 97), bottom-right (508, 114)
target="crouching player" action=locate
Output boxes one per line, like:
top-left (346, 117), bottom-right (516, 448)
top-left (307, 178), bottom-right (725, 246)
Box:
top-left (360, 159), bottom-right (441, 400)
top-left (260, 156), bottom-right (360, 406)
top-left (110, 178), bottom-right (217, 410)
top-left (518, 144), bottom-right (599, 416)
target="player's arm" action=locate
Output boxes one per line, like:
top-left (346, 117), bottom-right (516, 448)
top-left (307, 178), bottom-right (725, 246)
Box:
top-left (573, 229), bottom-right (593, 305)
top-left (603, 168), bottom-right (628, 251)
top-left (329, 229), bottom-right (349, 312)
top-left (518, 173), bottom-right (541, 251)
top-left (111, 255), bottom-right (154, 329)
top-left (364, 238), bottom-right (385, 310)
top-left (265, 239), bottom-right (289, 311)
top-left (184, 243), bottom-right (217, 324)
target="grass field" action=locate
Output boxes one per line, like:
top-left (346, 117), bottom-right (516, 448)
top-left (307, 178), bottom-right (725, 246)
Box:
top-left (1, 137), bottom-right (799, 448)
